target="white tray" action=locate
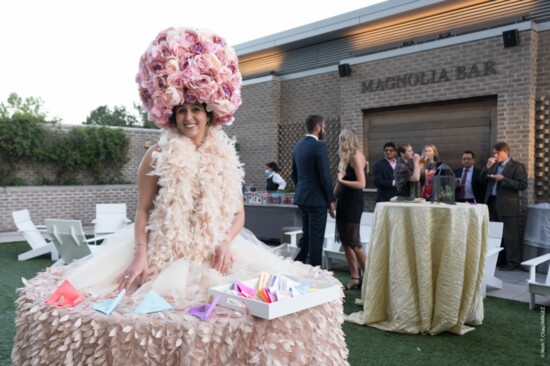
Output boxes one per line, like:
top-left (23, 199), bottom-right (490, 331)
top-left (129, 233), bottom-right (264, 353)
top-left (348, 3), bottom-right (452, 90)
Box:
top-left (208, 275), bottom-right (340, 320)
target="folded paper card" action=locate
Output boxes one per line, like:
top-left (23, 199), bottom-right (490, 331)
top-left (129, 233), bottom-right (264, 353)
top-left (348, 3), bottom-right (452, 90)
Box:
top-left (188, 294), bottom-right (222, 321)
top-left (134, 290), bottom-right (173, 314)
top-left (45, 279), bottom-right (84, 307)
top-left (93, 289), bottom-right (126, 315)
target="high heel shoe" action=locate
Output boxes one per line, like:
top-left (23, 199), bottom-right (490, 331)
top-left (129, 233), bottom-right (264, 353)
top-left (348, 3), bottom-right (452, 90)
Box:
top-left (344, 277), bottom-right (362, 291)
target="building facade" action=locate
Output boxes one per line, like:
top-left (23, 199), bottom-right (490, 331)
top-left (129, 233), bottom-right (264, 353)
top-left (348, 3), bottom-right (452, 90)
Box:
top-left (225, 0), bottom-right (550, 216)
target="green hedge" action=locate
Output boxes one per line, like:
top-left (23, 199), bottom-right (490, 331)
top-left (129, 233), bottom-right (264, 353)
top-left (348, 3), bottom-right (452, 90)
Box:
top-left (0, 114), bottom-right (129, 186)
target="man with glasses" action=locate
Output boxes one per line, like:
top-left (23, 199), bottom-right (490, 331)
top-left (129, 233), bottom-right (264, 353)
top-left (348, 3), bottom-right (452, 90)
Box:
top-left (372, 142), bottom-right (399, 202)
top-left (453, 150), bottom-right (483, 203)
top-left (480, 142), bottom-right (527, 271)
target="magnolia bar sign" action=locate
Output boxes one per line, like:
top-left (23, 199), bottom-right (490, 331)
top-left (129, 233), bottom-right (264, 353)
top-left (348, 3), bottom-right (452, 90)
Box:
top-left (361, 61), bottom-right (496, 93)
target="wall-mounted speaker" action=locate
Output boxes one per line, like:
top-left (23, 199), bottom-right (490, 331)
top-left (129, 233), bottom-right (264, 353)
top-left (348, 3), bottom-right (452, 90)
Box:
top-left (502, 29), bottom-right (519, 48)
top-left (338, 64), bottom-right (352, 77)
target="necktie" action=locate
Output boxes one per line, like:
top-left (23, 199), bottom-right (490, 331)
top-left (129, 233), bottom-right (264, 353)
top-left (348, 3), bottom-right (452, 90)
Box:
top-left (459, 168), bottom-right (468, 200)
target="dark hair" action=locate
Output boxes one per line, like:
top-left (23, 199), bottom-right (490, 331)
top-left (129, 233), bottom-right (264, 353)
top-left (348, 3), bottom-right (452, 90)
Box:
top-left (383, 142), bottom-right (396, 150)
top-left (168, 103), bottom-right (214, 127)
top-left (493, 142), bottom-right (510, 153)
top-left (305, 115), bottom-right (325, 133)
top-left (462, 150), bottom-right (475, 158)
top-left (266, 162), bottom-right (279, 172)
top-left (396, 143), bottom-right (411, 156)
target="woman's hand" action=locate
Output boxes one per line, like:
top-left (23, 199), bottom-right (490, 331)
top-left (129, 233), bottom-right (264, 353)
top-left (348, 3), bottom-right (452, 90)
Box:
top-left (117, 248), bottom-right (148, 293)
top-left (337, 171), bottom-right (345, 183)
top-left (211, 240), bottom-right (233, 275)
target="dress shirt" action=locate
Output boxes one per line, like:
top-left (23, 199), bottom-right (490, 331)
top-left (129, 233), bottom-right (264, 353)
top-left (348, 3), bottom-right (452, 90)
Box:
top-left (267, 172), bottom-right (287, 190)
top-left (491, 158), bottom-right (510, 196)
top-left (462, 168), bottom-right (474, 199)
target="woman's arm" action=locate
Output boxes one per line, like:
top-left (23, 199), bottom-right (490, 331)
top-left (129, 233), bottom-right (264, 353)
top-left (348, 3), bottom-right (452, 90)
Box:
top-left (410, 154), bottom-right (422, 182)
top-left (211, 197), bottom-right (245, 274)
top-left (118, 145), bottom-right (159, 292)
top-left (337, 151), bottom-right (366, 190)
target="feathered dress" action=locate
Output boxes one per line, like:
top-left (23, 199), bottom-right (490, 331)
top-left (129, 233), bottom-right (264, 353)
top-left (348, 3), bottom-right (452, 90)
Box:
top-left (11, 127), bottom-right (349, 365)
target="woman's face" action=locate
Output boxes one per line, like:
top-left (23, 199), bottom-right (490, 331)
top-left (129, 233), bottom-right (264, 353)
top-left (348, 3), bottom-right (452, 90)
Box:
top-left (424, 147), bottom-right (434, 158)
top-left (174, 103), bottom-right (209, 145)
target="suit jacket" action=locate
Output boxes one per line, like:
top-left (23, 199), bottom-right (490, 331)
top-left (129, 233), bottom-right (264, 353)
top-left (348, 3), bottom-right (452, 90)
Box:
top-left (291, 136), bottom-right (334, 207)
top-left (372, 158), bottom-right (397, 202)
top-left (479, 158), bottom-right (527, 216)
top-left (453, 167), bottom-right (483, 203)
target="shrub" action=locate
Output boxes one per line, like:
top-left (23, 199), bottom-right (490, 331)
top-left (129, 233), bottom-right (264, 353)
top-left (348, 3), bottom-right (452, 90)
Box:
top-left (0, 115), bottom-right (129, 186)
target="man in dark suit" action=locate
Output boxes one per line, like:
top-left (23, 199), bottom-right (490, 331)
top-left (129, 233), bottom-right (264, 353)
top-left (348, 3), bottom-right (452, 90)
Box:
top-left (453, 150), bottom-right (483, 203)
top-left (292, 115), bottom-right (335, 267)
top-left (372, 142), bottom-right (398, 203)
top-left (480, 142), bottom-right (527, 271)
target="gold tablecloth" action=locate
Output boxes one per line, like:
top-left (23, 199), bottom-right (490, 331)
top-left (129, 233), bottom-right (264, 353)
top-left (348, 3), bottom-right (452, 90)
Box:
top-left (346, 202), bottom-right (489, 335)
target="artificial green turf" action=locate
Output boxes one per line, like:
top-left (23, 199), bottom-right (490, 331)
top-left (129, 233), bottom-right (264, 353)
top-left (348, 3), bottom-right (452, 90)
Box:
top-left (1, 242), bottom-right (548, 365)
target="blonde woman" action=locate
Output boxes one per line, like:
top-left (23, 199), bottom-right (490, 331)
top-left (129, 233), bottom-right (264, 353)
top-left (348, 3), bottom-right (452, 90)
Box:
top-left (420, 144), bottom-right (441, 199)
top-left (334, 129), bottom-right (367, 290)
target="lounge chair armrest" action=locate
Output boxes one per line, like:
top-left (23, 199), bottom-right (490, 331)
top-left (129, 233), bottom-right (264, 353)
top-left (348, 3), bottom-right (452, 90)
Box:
top-left (285, 230), bottom-right (303, 247)
top-left (18, 229), bottom-right (46, 234)
top-left (521, 253), bottom-right (550, 282)
top-left (284, 230), bottom-right (303, 236)
top-left (521, 253), bottom-right (550, 267)
top-left (124, 218), bottom-right (132, 223)
top-left (84, 233), bottom-right (114, 243)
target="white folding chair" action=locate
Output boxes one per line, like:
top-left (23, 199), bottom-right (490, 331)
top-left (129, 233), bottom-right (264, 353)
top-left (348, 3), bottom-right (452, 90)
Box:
top-left (46, 219), bottom-right (107, 264)
top-left (12, 209), bottom-right (59, 261)
top-left (324, 211), bottom-right (373, 270)
top-left (285, 214), bottom-right (336, 262)
top-left (483, 221), bottom-right (504, 297)
top-left (521, 254), bottom-right (550, 310)
top-left (92, 203), bottom-right (132, 243)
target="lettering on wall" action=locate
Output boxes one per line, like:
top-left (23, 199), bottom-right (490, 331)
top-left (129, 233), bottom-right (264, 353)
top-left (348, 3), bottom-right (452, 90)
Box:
top-left (361, 61), bottom-right (496, 93)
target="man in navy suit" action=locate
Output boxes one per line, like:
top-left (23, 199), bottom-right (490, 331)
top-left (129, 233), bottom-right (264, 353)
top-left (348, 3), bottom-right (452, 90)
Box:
top-left (372, 142), bottom-right (398, 203)
top-left (292, 115), bottom-right (335, 267)
top-left (480, 142), bottom-right (527, 271)
top-left (453, 150), bottom-right (483, 203)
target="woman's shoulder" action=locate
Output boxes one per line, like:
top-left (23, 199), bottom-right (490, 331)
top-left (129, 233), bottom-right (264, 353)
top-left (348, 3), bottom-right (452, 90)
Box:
top-left (350, 150), bottom-right (366, 164)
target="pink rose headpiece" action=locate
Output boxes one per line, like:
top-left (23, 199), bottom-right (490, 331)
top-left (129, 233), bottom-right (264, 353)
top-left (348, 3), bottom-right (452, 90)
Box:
top-left (136, 27), bottom-right (242, 128)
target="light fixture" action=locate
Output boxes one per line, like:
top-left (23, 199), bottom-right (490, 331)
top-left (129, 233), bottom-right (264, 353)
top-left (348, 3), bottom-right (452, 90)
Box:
top-left (338, 64), bottom-right (352, 77)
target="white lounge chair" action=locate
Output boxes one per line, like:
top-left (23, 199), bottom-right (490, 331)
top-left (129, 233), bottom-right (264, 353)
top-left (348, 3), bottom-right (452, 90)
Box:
top-left (483, 221), bottom-right (504, 297)
top-left (285, 214), bottom-right (336, 262)
top-left (46, 219), bottom-right (108, 264)
top-left (12, 209), bottom-right (59, 261)
top-left (91, 203), bottom-right (132, 243)
top-left (324, 212), bottom-right (373, 270)
top-left (521, 254), bottom-right (550, 310)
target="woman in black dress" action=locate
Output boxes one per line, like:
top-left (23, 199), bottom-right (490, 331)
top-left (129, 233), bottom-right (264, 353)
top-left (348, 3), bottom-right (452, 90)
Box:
top-left (334, 129), bottom-right (367, 290)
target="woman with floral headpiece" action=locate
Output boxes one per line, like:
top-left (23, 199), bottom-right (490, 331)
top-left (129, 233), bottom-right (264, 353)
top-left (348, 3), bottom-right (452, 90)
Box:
top-left (12, 27), bottom-right (349, 365)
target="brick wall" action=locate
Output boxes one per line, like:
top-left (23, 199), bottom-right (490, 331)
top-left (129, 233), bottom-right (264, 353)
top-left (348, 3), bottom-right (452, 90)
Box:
top-left (339, 30), bottom-right (538, 215)
top-left (226, 80), bottom-right (281, 190)
top-left (1, 185), bottom-right (137, 232)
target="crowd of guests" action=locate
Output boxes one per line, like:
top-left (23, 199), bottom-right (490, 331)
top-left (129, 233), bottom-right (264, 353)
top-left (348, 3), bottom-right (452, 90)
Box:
top-left (372, 141), bottom-right (527, 271)
top-left (284, 117), bottom-right (527, 288)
